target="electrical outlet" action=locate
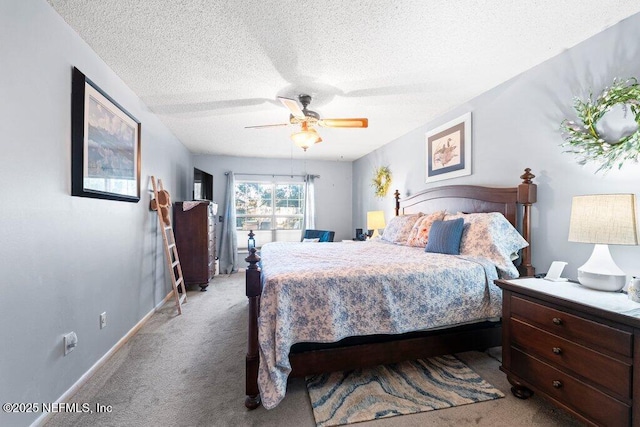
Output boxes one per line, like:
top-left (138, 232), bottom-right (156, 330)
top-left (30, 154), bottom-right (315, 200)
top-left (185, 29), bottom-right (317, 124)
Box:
top-left (64, 332), bottom-right (77, 356)
top-left (100, 312), bottom-right (107, 329)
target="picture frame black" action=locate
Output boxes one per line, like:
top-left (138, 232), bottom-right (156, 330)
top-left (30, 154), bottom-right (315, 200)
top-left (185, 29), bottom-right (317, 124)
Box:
top-left (71, 67), bottom-right (141, 202)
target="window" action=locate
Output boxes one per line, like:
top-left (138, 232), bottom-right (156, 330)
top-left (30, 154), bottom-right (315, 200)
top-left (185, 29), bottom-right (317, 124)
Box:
top-left (235, 181), bottom-right (305, 249)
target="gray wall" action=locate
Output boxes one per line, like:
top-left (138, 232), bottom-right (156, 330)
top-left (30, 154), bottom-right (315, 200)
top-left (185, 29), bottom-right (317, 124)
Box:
top-left (0, 2), bottom-right (192, 426)
top-left (193, 155), bottom-right (353, 267)
top-left (354, 12), bottom-right (640, 282)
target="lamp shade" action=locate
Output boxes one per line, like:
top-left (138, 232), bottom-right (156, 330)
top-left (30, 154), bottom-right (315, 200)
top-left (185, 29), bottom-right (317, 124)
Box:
top-left (568, 194), bottom-right (638, 245)
top-left (367, 211), bottom-right (386, 237)
top-left (291, 122), bottom-right (322, 151)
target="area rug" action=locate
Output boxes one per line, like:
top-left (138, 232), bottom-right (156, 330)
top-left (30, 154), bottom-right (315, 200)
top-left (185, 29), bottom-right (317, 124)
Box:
top-left (305, 355), bottom-right (504, 427)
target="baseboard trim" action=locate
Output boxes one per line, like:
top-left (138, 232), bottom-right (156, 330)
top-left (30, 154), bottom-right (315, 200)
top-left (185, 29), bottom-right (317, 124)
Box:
top-left (30, 291), bottom-right (174, 427)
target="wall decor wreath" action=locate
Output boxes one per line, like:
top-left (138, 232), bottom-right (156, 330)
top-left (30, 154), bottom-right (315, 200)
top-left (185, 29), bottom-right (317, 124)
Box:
top-left (372, 166), bottom-right (392, 198)
top-left (560, 77), bottom-right (640, 172)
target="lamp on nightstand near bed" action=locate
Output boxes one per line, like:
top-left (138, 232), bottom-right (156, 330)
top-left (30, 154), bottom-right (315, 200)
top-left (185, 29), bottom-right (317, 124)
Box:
top-left (568, 194), bottom-right (638, 291)
top-left (367, 210), bottom-right (386, 239)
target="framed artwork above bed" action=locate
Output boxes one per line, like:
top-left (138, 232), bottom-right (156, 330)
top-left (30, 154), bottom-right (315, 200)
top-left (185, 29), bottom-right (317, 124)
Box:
top-left (425, 112), bottom-right (471, 183)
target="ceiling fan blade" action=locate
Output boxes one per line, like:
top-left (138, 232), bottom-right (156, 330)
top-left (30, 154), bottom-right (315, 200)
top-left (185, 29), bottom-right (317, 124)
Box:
top-left (318, 118), bottom-right (368, 128)
top-left (344, 83), bottom-right (430, 98)
top-left (244, 123), bottom-right (289, 129)
top-left (149, 97), bottom-right (277, 114)
top-left (278, 96), bottom-right (305, 119)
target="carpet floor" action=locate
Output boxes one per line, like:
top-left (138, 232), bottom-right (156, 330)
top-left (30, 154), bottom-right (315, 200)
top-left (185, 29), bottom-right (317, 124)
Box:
top-left (45, 272), bottom-right (585, 427)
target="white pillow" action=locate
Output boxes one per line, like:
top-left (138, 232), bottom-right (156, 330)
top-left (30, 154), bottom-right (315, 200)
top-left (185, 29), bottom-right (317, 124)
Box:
top-left (444, 212), bottom-right (528, 279)
top-left (302, 238), bottom-right (320, 243)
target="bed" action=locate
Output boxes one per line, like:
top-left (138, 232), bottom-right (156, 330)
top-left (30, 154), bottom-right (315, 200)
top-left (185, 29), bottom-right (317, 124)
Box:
top-left (244, 168), bottom-right (537, 409)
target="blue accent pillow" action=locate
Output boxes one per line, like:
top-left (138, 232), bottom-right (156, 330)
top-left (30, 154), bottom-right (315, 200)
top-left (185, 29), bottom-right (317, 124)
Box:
top-left (425, 218), bottom-right (465, 255)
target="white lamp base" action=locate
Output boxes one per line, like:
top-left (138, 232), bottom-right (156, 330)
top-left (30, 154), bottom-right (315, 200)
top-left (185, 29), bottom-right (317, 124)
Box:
top-left (577, 244), bottom-right (626, 292)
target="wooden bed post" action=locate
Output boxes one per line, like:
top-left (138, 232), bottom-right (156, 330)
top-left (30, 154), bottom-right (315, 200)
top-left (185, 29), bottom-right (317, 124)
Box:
top-left (517, 168), bottom-right (537, 277)
top-left (394, 189), bottom-right (400, 216)
top-left (245, 246), bottom-right (262, 409)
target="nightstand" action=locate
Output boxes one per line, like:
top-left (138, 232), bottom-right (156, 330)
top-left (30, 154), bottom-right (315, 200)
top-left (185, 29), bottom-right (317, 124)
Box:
top-left (494, 277), bottom-right (640, 427)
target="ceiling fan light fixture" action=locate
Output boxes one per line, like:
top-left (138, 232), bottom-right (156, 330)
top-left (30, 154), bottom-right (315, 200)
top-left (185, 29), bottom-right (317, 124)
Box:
top-left (291, 122), bottom-right (322, 151)
top-left (248, 94), bottom-right (367, 150)
top-left (291, 129), bottom-right (322, 151)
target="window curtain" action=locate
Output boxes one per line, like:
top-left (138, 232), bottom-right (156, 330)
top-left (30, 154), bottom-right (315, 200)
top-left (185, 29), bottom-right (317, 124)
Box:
top-left (301, 174), bottom-right (316, 235)
top-left (220, 172), bottom-right (238, 274)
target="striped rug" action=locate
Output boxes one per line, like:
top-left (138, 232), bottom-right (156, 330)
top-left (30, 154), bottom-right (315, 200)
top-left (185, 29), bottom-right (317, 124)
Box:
top-left (305, 355), bottom-right (504, 427)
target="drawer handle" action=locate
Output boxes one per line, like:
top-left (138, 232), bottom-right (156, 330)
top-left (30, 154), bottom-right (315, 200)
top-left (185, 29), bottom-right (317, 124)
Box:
top-left (552, 347), bottom-right (562, 355)
top-left (552, 317), bottom-right (563, 325)
top-left (552, 380), bottom-right (563, 389)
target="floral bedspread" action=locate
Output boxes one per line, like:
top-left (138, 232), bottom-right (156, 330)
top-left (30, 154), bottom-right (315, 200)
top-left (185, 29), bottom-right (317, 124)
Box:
top-left (257, 240), bottom-right (503, 409)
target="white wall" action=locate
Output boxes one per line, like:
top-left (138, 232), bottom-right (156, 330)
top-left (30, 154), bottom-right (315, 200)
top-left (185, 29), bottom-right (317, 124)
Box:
top-left (0, 2), bottom-right (192, 426)
top-left (192, 155), bottom-right (353, 267)
top-left (354, 12), bottom-right (640, 282)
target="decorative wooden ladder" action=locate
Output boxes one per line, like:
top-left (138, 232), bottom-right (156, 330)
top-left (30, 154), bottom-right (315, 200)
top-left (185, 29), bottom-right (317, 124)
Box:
top-left (150, 176), bottom-right (187, 314)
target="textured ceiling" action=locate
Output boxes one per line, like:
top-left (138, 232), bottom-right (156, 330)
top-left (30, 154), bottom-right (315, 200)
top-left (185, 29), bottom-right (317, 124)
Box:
top-left (48, 1), bottom-right (640, 161)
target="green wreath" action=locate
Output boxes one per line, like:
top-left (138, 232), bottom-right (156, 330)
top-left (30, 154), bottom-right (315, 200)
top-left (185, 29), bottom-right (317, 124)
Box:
top-left (372, 166), bottom-right (392, 198)
top-left (560, 77), bottom-right (640, 172)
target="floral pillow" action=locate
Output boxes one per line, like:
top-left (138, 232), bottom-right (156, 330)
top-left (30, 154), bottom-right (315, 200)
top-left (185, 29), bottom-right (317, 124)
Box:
top-left (444, 212), bottom-right (529, 279)
top-left (381, 213), bottom-right (423, 244)
top-left (406, 211), bottom-right (446, 247)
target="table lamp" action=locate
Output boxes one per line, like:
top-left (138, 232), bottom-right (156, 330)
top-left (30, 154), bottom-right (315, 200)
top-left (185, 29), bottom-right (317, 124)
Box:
top-left (247, 230), bottom-right (256, 250)
top-left (367, 211), bottom-right (386, 238)
top-left (568, 194), bottom-right (638, 291)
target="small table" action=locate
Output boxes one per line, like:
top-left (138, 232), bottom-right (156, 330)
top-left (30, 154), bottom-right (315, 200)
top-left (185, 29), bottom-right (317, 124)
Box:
top-left (494, 277), bottom-right (640, 427)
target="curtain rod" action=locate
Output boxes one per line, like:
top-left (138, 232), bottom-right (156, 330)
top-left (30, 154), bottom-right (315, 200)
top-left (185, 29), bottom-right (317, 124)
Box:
top-left (225, 172), bottom-right (319, 178)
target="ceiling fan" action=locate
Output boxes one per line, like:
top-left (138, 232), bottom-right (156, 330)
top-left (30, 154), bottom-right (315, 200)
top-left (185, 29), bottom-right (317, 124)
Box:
top-left (245, 94), bottom-right (368, 150)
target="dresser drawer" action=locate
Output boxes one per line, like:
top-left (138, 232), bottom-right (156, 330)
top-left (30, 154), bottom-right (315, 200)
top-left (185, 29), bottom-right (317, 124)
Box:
top-left (511, 348), bottom-right (630, 426)
top-left (510, 318), bottom-right (631, 398)
top-left (511, 296), bottom-right (632, 357)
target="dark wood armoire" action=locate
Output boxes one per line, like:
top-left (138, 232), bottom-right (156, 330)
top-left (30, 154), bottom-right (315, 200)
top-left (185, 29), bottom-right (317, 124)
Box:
top-left (173, 201), bottom-right (216, 290)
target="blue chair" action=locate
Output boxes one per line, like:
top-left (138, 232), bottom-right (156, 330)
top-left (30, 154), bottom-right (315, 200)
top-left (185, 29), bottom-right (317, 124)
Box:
top-left (301, 229), bottom-right (335, 242)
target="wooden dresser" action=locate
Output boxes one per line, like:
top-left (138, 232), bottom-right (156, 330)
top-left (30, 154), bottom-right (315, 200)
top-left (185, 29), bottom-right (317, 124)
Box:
top-left (173, 201), bottom-right (216, 291)
top-left (495, 278), bottom-right (640, 427)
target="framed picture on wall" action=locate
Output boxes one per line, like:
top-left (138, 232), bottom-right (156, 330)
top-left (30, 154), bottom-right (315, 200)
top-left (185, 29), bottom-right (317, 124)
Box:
top-left (425, 112), bottom-right (471, 183)
top-left (71, 67), bottom-right (141, 202)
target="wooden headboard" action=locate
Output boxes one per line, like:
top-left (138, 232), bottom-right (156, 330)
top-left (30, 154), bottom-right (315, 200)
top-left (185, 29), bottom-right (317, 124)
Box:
top-left (394, 168), bottom-right (537, 276)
